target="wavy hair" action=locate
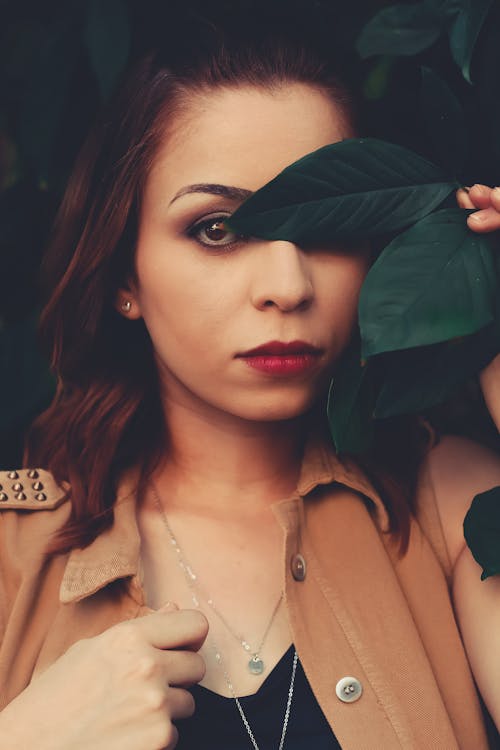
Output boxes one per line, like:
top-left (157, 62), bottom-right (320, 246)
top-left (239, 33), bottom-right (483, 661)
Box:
top-left (25, 4), bottom-right (425, 555)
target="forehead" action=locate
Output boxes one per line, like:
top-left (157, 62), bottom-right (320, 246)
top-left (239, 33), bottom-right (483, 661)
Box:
top-left (144, 83), bottom-right (351, 202)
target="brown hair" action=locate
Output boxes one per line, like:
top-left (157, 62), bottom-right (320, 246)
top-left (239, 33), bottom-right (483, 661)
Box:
top-left (26, 7), bottom-right (421, 555)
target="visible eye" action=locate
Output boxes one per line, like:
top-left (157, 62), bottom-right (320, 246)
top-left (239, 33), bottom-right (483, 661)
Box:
top-left (187, 215), bottom-right (245, 250)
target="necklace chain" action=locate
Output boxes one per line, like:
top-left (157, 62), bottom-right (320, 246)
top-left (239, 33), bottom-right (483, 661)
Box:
top-left (152, 483), bottom-right (298, 750)
top-left (152, 484), bottom-right (282, 673)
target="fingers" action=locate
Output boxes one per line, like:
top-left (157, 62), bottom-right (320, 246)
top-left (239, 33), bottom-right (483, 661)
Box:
top-left (468, 207), bottom-right (500, 233)
top-left (456, 187), bottom-right (475, 209)
top-left (456, 185), bottom-right (500, 233)
top-left (168, 687), bottom-right (197, 720)
top-left (468, 184), bottom-right (493, 209)
top-left (159, 649), bottom-right (206, 687)
top-left (135, 608), bottom-right (209, 652)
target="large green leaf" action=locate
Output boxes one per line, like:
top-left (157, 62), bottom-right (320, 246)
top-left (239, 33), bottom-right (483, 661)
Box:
top-left (420, 67), bottom-right (468, 175)
top-left (228, 139), bottom-right (458, 244)
top-left (84, 0), bottom-right (131, 100)
top-left (464, 486), bottom-right (500, 579)
top-left (374, 317), bottom-right (500, 417)
top-left (449, 0), bottom-right (494, 83)
top-left (359, 209), bottom-right (496, 357)
top-left (327, 339), bottom-right (375, 455)
top-left (356, 4), bottom-right (442, 58)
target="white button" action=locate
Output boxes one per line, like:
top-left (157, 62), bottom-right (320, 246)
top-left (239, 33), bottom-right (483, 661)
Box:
top-left (336, 676), bottom-right (363, 703)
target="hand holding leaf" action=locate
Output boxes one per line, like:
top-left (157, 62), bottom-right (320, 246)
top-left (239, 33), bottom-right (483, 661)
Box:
top-left (457, 184), bottom-right (500, 233)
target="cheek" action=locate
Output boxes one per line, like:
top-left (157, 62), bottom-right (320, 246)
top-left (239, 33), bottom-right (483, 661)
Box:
top-left (316, 253), bottom-right (369, 321)
top-left (134, 252), bottom-right (240, 358)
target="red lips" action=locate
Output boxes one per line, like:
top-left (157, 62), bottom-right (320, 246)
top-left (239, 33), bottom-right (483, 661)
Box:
top-left (237, 341), bottom-right (323, 376)
top-left (239, 340), bottom-right (322, 357)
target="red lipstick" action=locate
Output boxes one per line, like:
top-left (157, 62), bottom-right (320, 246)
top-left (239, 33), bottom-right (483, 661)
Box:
top-left (237, 340), bottom-right (323, 376)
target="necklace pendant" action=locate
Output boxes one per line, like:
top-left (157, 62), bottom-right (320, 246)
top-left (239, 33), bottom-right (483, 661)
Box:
top-left (248, 655), bottom-right (264, 675)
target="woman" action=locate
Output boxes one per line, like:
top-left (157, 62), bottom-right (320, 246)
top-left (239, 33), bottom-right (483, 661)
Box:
top-left (0, 10), bottom-right (499, 749)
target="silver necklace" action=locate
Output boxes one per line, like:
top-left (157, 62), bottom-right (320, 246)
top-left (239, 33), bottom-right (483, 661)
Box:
top-left (212, 640), bottom-right (298, 750)
top-left (152, 484), bottom-right (299, 750)
top-left (152, 485), bottom-right (282, 675)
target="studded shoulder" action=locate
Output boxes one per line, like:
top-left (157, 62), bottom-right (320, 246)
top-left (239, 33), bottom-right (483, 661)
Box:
top-left (0, 468), bottom-right (68, 510)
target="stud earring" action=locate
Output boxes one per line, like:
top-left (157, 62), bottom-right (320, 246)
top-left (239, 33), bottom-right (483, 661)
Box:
top-left (121, 300), bottom-right (132, 313)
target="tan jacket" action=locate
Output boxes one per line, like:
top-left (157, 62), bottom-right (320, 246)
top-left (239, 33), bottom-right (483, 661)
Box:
top-left (0, 432), bottom-right (490, 749)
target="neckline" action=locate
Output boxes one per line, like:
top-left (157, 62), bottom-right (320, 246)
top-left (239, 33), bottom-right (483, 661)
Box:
top-left (192, 644), bottom-right (296, 702)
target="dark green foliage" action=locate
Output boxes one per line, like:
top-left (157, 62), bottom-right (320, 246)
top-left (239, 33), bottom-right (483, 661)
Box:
top-left (359, 209), bottom-right (497, 356)
top-left (0, 0), bottom-right (499, 475)
top-left (464, 486), bottom-right (500, 579)
top-left (228, 139), bottom-right (458, 243)
top-left (357, 0), bottom-right (494, 84)
top-left (356, 3), bottom-right (445, 58)
top-left (448, 0), bottom-right (494, 83)
top-left (374, 318), bottom-right (500, 417)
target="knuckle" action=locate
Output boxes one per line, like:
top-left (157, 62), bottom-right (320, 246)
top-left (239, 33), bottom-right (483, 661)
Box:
top-left (158, 721), bottom-right (179, 749)
top-left (136, 654), bottom-right (159, 679)
top-left (144, 687), bottom-right (168, 712)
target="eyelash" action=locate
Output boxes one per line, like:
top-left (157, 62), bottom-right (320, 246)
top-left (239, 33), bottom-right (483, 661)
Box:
top-left (186, 213), bottom-right (246, 252)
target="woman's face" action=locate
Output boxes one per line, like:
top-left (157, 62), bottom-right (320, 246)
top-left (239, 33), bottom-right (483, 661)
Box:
top-left (124, 83), bottom-right (369, 422)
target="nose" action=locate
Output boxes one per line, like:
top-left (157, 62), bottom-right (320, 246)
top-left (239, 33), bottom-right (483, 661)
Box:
top-left (251, 240), bottom-right (314, 312)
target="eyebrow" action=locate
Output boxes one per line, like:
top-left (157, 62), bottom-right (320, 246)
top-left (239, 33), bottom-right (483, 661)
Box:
top-left (169, 183), bottom-right (253, 206)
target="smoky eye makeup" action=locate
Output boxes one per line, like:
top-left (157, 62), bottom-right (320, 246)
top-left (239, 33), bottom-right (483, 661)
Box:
top-left (184, 211), bottom-right (247, 251)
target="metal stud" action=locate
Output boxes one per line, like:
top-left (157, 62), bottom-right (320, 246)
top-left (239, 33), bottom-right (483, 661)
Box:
top-left (0, 492), bottom-right (8, 502)
top-left (32, 481), bottom-right (44, 491)
top-left (35, 492), bottom-right (47, 502)
top-left (27, 469), bottom-right (39, 479)
top-left (16, 492), bottom-right (27, 501)
top-left (7, 471), bottom-right (18, 480)
top-left (12, 482), bottom-right (23, 492)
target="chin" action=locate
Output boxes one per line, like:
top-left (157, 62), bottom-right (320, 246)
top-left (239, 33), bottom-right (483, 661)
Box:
top-left (230, 388), bottom-right (324, 423)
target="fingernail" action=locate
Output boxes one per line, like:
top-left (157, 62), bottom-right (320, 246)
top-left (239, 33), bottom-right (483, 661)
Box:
top-left (473, 184), bottom-right (488, 195)
top-left (461, 186), bottom-right (471, 193)
top-left (493, 186), bottom-right (500, 197)
top-left (469, 212), bottom-right (485, 223)
top-left (158, 601), bottom-right (178, 612)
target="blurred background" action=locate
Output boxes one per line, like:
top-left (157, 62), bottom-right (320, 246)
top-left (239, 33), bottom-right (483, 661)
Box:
top-left (1, 0), bottom-right (499, 467)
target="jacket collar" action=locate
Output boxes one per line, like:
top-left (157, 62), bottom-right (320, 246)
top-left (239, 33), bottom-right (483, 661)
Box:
top-left (59, 428), bottom-right (389, 604)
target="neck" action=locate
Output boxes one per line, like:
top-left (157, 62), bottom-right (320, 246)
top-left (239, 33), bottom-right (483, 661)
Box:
top-left (154, 399), bottom-right (309, 517)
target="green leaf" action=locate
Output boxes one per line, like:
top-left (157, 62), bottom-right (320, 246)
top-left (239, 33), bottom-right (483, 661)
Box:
top-left (449, 0), bottom-right (494, 83)
top-left (420, 67), bottom-right (468, 175)
top-left (363, 57), bottom-right (394, 101)
top-left (228, 139), bottom-right (458, 244)
top-left (84, 0), bottom-right (131, 100)
top-left (374, 317), bottom-right (500, 417)
top-left (327, 340), bottom-right (375, 455)
top-left (356, 4), bottom-right (442, 59)
top-left (464, 486), bottom-right (500, 579)
top-left (359, 209), bottom-right (496, 357)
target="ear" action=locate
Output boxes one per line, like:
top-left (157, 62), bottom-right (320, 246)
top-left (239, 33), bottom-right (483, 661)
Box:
top-left (115, 281), bottom-right (142, 320)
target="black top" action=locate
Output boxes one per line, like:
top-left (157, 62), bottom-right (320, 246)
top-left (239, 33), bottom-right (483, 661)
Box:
top-left (176, 645), bottom-right (342, 749)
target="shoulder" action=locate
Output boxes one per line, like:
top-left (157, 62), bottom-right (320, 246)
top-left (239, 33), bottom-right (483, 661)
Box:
top-left (417, 435), bottom-right (500, 571)
top-left (0, 468), bottom-right (69, 511)
top-left (0, 467), bottom-right (71, 565)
